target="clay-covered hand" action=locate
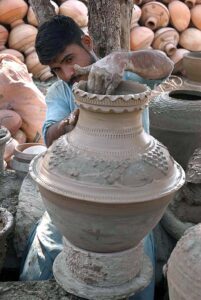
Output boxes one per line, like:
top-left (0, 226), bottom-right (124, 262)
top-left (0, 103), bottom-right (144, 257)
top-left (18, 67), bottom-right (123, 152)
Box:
top-left (61, 108), bottom-right (80, 133)
top-left (74, 49), bottom-right (174, 95)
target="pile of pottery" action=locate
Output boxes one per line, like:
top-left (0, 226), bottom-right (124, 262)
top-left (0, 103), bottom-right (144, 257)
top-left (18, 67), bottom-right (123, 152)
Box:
top-left (0, 0), bottom-right (88, 81)
top-left (131, 0), bottom-right (201, 68)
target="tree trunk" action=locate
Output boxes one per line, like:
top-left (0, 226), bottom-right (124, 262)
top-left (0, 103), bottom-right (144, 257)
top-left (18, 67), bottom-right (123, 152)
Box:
top-left (88, 0), bottom-right (133, 57)
top-left (29, 0), bottom-right (56, 26)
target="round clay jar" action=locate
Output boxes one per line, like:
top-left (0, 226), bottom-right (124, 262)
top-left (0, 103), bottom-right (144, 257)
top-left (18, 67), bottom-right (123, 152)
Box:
top-left (179, 28), bottom-right (201, 51)
top-left (0, 25), bottom-right (8, 51)
top-left (182, 52), bottom-right (201, 82)
top-left (141, 1), bottom-right (169, 31)
top-left (59, 0), bottom-right (88, 27)
top-left (0, 0), bottom-right (28, 28)
top-left (130, 26), bottom-right (154, 50)
top-left (168, 1), bottom-right (191, 32)
top-left (191, 4), bottom-right (201, 30)
top-left (0, 49), bottom-right (25, 63)
top-left (152, 27), bottom-right (179, 56)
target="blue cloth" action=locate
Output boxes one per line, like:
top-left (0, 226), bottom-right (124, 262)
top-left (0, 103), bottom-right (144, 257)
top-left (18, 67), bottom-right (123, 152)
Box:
top-left (20, 72), bottom-right (164, 299)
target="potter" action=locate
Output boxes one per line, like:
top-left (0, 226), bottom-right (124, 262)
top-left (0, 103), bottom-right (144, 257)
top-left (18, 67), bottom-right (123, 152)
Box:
top-left (19, 15), bottom-right (177, 300)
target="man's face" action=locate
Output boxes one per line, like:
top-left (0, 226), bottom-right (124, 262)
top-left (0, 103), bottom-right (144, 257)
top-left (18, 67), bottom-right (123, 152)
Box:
top-left (49, 36), bottom-right (96, 84)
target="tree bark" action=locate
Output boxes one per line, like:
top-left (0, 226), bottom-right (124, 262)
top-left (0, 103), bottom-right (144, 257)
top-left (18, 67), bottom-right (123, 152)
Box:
top-left (88, 0), bottom-right (133, 57)
top-left (29, 0), bottom-right (56, 26)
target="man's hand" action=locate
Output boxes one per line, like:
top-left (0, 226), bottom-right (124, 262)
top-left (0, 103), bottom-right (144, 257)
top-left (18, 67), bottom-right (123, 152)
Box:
top-left (74, 49), bottom-right (174, 95)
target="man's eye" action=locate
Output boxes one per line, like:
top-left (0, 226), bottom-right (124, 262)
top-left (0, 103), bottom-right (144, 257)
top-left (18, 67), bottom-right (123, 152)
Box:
top-left (65, 57), bottom-right (73, 63)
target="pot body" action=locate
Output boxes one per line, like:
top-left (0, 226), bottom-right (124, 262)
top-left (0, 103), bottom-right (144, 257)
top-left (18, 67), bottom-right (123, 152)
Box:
top-left (182, 52), bottom-right (201, 82)
top-left (31, 80), bottom-right (184, 253)
top-left (150, 89), bottom-right (201, 169)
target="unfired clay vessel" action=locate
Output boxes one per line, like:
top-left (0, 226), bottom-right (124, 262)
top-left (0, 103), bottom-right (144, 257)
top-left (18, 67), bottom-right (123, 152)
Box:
top-left (168, 1), bottom-right (191, 32)
top-left (150, 89), bottom-right (201, 169)
top-left (182, 52), bottom-right (201, 82)
top-left (130, 26), bottom-right (154, 50)
top-left (30, 80), bottom-right (184, 299)
top-left (140, 2), bottom-right (169, 31)
top-left (0, 25), bottom-right (8, 51)
top-left (166, 224), bottom-right (201, 300)
top-left (152, 27), bottom-right (179, 56)
top-left (179, 28), bottom-right (201, 51)
top-left (191, 4), bottom-right (201, 30)
top-left (0, 0), bottom-right (28, 28)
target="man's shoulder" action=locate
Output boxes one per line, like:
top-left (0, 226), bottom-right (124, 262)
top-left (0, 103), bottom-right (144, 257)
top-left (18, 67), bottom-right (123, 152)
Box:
top-left (48, 80), bottom-right (71, 93)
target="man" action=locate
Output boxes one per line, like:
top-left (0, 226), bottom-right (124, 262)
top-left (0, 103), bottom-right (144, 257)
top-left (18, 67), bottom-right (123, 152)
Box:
top-left (20, 15), bottom-right (173, 300)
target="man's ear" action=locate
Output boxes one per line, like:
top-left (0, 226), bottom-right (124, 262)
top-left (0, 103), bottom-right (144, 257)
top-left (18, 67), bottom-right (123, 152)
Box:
top-left (81, 35), bottom-right (93, 51)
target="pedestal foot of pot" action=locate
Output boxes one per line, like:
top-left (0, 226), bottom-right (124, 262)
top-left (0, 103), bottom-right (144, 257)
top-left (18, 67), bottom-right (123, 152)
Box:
top-left (53, 238), bottom-right (153, 300)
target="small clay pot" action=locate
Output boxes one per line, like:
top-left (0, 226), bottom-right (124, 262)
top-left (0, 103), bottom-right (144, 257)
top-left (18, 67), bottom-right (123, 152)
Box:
top-left (0, 127), bottom-right (11, 173)
top-left (25, 51), bottom-right (53, 81)
top-left (8, 24), bottom-right (38, 55)
top-left (130, 26), bottom-right (154, 50)
top-left (0, 208), bottom-right (14, 274)
top-left (59, 0), bottom-right (88, 27)
top-left (179, 28), bottom-right (201, 51)
top-left (170, 48), bottom-right (190, 75)
top-left (0, 25), bottom-right (8, 51)
top-left (182, 52), bottom-right (201, 82)
top-left (141, 1), bottom-right (169, 31)
top-left (131, 5), bottom-right (142, 28)
top-left (184, 0), bottom-right (196, 8)
top-left (152, 27), bottom-right (179, 56)
top-left (0, 0), bottom-right (28, 28)
top-left (168, 1), bottom-right (191, 32)
top-left (0, 49), bottom-right (25, 63)
top-left (191, 4), bottom-right (201, 30)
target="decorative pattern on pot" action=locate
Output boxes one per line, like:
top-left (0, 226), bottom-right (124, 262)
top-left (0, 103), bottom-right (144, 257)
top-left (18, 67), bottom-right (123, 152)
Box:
top-left (166, 224), bottom-right (201, 300)
top-left (168, 1), bottom-right (191, 32)
top-left (30, 80), bottom-right (185, 299)
top-left (152, 27), bottom-right (179, 56)
top-left (140, 1), bottom-right (169, 31)
top-left (150, 89), bottom-right (201, 169)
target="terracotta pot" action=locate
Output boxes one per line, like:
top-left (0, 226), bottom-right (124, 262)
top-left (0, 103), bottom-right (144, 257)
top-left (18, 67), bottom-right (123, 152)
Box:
top-left (184, 0), bottom-right (196, 8)
top-left (133, 0), bottom-right (142, 5)
top-left (10, 143), bottom-right (46, 178)
top-left (166, 224), bottom-right (201, 300)
top-left (0, 127), bottom-right (11, 173)
top-left (0, 25), bottom-right (8, 51)
top-left (130, 26), bottom-right (154, 50)
top-left (27, 1), bottom-right (59, 27)
top-left (150, 89), bottom-right (201, 169)
top-left (59, 0), bottom-right (88, 27)
top-left (0, 110), bottom-right (22, 136)
top-left (179, 28), bottom-right (201, 51)
top-left (4, 138), bottom-right (19, 162)
top-left (131, 5), bottom-right (142, 29)
top-left (152, 27), bottom-right (179, 56)
top-left (30, 80), bottom-right (184, 298)
top-left (191, 4), bottom-right (201, 30)
top-left (0, 208), bottom-right (14, 273)
top-left (0, 49), bottom-right (25, 63)
top-left (0, 0), bottom-right (28, 28)
top-left (13, 129), bottom-right (27, 144)
top-left (182, 52), bottom-right (201, 82)
top-left (141, 2), bottom-right (169, 31)
top-left (8, 24), bottom-right (38, 55)
top-left (25, 51), bottom-right (53, 81)
top-left (170, 48), bottom-right (190, 75)
top-left (168, 1), bottom-right (191, 32)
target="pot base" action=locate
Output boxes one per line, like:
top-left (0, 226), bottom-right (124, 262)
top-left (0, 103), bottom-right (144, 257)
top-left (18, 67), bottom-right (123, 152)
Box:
top-left (53, 238), bottom-right (152, 300)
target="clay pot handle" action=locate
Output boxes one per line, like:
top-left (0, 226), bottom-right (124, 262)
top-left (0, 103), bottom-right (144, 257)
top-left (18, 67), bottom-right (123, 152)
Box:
top-left (164, 43), bottom-right (177, 56)
top-left (145, 17), bottom-right (157, 30)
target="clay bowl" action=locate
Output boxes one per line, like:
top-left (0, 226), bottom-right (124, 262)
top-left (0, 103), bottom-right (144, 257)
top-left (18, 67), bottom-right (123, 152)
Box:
top-left (182, 52), bottom-right (201, 82)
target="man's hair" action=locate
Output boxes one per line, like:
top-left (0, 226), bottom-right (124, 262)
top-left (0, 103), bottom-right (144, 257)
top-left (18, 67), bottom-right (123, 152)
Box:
top-left (35, 15), bottom-right (84, 65)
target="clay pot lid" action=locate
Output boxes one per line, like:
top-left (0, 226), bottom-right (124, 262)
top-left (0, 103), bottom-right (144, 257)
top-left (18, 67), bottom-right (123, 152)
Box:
top-left (167, 224), bottom-right (201, 297)
top-left (72, 80), bottom-right (152, 113)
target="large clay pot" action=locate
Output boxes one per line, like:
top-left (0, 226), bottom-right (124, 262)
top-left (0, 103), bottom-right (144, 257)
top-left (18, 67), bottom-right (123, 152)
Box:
top-left (140, 2), bottom-right (169, 31)
top-left (0, 25), bottom-right (8, 51)
top-left (182, 52), bottom-right (201, 82)
top-left (130, 26), bottom-right (154, 50)
top-left (0, 49), bottom-right (25, 63)
top-left (166, 224), bottom-right (201, 300)
top-left (27, 1), bottom-right (59, 27)
top-left (0, 208), bottom-right (14, 273)
top-left (152, 27), bottom-right (179, 56)
top-left (0, 0), bottom-right (28, 28)
top-left (0, 127), bottom-right (11, 172)
top-left (168, 1), bottom-right (191, 32)
top-left (150, 89), bottom-right (201, 169)
top-left (170, 48), bottom-right (190, 75)
top-left (131, 5), bottom-right (142, 29)
top-left (30, 80), bottom-right (184, 299)
top-left (25, 51), bottom-right (53, 81)
top-left (59, 0), bottom-right (88, 27)
top-left (8, 24), bottom-right (38, 55)
top-left (179, 28), bottom-right (201, 51)
top-left (191, 4), bottom-right (201, 30)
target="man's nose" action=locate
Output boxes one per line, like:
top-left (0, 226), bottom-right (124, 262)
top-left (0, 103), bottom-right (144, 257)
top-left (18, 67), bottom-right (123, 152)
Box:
top-left (61, 66), bottom-right (75, 82)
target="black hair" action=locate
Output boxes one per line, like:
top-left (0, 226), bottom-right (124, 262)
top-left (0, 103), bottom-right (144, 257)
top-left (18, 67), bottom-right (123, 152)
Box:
top-left (35, 15), bottom-right (84, 65)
